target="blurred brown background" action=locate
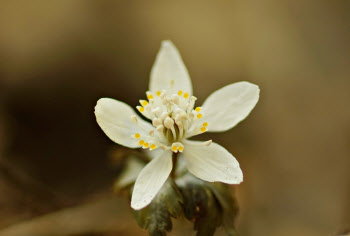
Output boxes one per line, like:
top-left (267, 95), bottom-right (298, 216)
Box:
top-left (0, 1), bottom-right (350, 235)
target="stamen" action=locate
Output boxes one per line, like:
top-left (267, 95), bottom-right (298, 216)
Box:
top-left (140, 100), bottom-right (148, 106)
top-left (146, 91), bottom-right (154, 100)
top-left (186, 96), bottom-right (197, 113)
top-left (186, 103), bottom-right (191, 113)
top-left (137, 106), bottom-right (144, 112)
top-left (172, 142), bottom-right (183, 153)
top-left (135, 89), bottom-right (209, 149)
top-left (172, 145), bottom-right (178, 152)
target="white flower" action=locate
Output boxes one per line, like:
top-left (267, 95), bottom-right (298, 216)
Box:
top-left (95, 40), bottom-right (260, 210)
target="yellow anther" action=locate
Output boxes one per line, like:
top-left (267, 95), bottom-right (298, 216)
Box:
top-left (178, 146), bottom-right (184, 152)
top-left (143, 142), bottom-right (149, 148)
top-left (139, 140), bottom-right (144, 146)
top-left (134, 133), bottom-right (141, 139)
top-left (172, 146), bottom-right (178, 152)
top-left (184, 93), bottom-right (189, 99)
top-left (195, 107), bottom-right (201, 112)
top-left (147, 94), bottom-right (154, 100)
top-left (200, 127), bottom-right (206, 133)
top-left (203, 122), bottom-right (208, 127)
top-left (178, 90), bottom-right (183, 96)
top-left (142, 100), bottom-right (148, 106)
top-left (156, 91), bottom-right (161, 96)
top-left (138, 107), bottom-right (145, 112)
top-left (150, 144), bottom-right (156, 150)
top-left (197, 114), bottom-right (203, 119)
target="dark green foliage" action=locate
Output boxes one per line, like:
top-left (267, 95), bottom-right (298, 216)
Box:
top-left (208, 183), bottom-right (239, 236)
top-left (178, 178), bottom-right (239, 236)
top-left (180, 183), bottom-right (221, 236)
top-left (131, 176), bottom-right (239, 236)
top-left (133, 180), bottom-right (183, 236)
top-left (120, 157), bottom-right (240, 236)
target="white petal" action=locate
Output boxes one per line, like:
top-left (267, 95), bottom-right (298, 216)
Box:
top-left (95, 98), bottom-right (153, 148)
top-left (144, 148), bottom-right (163, 160)
top-left (131, 150), bottom-right (173, 210)
top-left (149, 40), bottom-right (192, 95)
top-left (182, 140), bottom-right (243, 184)
top-left (201, 81), bottom-right (259, 132)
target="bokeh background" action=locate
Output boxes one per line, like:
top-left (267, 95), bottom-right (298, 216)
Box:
top-left (0, 1), bottom-right (350, 235)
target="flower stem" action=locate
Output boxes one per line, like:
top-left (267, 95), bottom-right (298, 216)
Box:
top-left (170, 152), bottom-right (178, 178)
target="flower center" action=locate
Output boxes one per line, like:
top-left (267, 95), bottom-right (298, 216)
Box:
top-left (131, 90), bottom-right (208, 152)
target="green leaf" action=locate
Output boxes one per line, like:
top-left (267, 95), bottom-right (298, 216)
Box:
top-left (177, 174), bottom-right (240, 236)
top-left (207, 183), bottom-right (239, 236)
top-left (179, 182), bottom-right (222, 236)
top-left (133, 180), bottom-right (183, 236)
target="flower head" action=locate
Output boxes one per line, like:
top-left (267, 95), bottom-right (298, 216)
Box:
top-left (95, 40), bottom-right (259, 210)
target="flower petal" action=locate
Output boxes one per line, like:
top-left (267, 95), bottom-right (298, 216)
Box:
top-left (201, 81), bottom-right (259, 132)
top-left (182, 140), bottom-right (243, 184)
top-left (144, 148), bottom-right (163, 160)
top-left (131, 150), bottom-right (173, 210)
top-left (95, 98), bottom-right (153, 148)
top-left (149, 40), bottom-right (192, 95)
